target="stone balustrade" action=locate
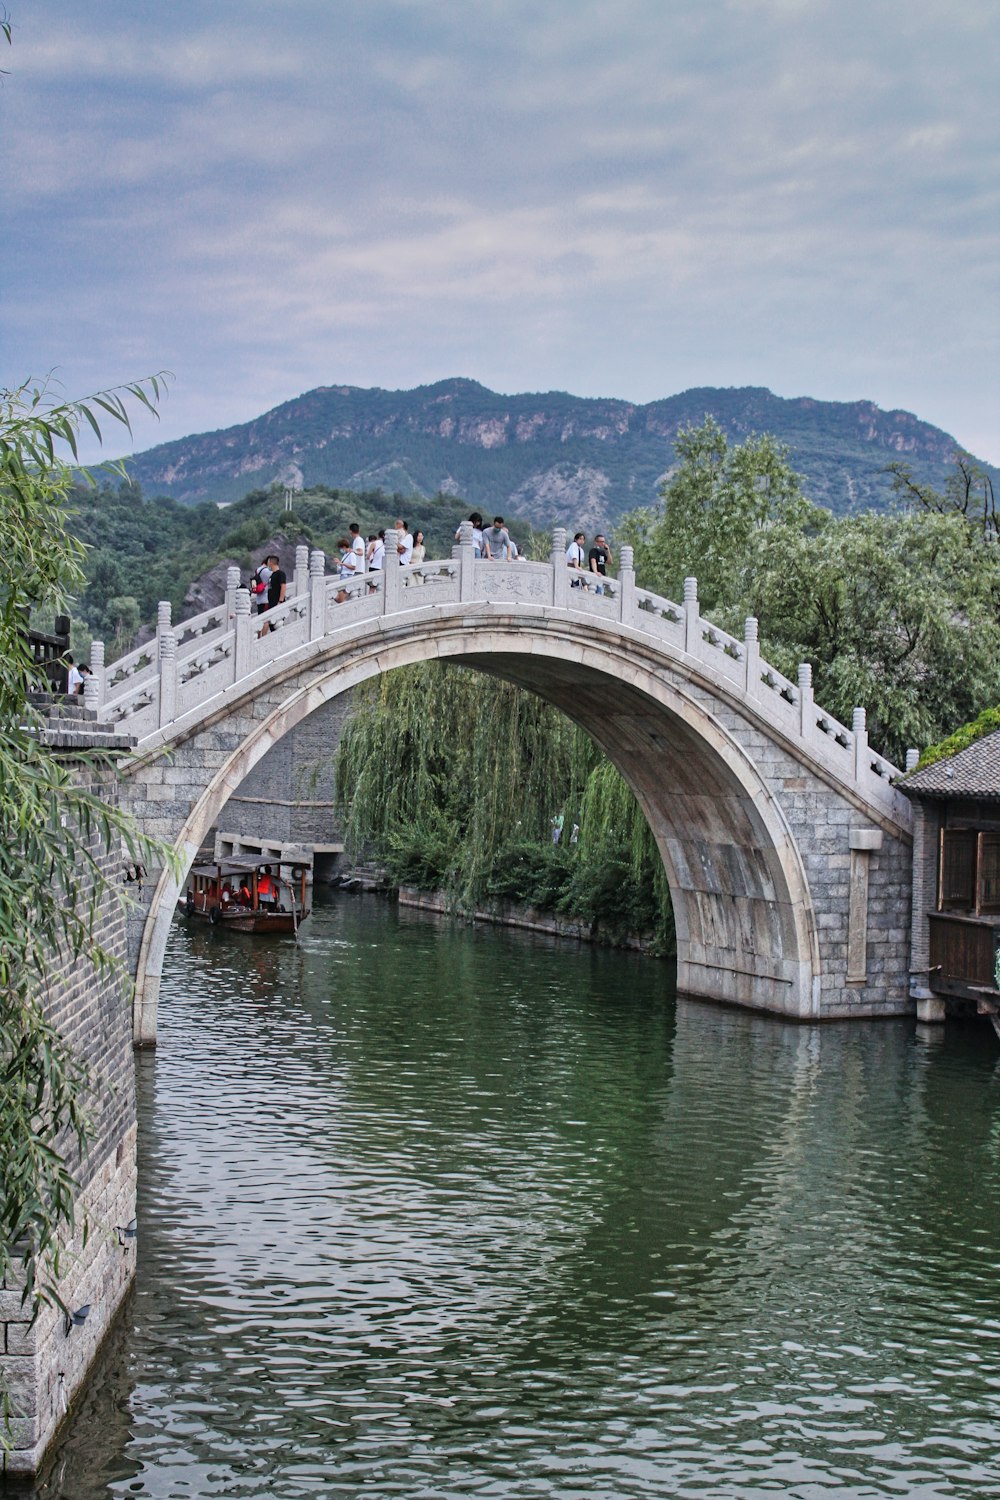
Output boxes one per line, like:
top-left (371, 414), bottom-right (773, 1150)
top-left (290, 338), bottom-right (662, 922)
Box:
top-left (93, 538), bottom-right (903, 814)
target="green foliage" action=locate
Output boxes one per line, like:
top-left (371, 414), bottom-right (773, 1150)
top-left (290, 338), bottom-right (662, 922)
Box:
top-left (624, 419), bottom-right (1000, 764)
top-left (557, 760), bottom-right (675, 952)
top-left (621, 416), bottom-right (814, 615)
top-left (0, 378), bottom-right (169, 1322)
top-left (335, 665), bottom-right (675, 949)
top-left (482, 840), bottom-right (573, 909)
top-left (914, 705), bottom-right (1000, 771)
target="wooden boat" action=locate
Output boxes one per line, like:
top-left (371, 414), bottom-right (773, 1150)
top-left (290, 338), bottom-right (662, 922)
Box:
top-left (183, 856), bottom-right (310, 934)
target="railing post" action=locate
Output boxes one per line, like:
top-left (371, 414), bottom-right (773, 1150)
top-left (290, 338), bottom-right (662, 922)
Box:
top-left (158, 629), bottom-right (177, 727)
top-left (309, 550), bottom-right (327, 639)
top-left (551, 527), bottom-right (568, 609)
top-left (83, 668), bottom-right (100, 715)
top-left (457, 520), bottom-right (476, 604)
top-left (618, 544), bottom-right (636, 626)
top-left (743, 617), bottom-right (759, 696)
top-left (381, 535), bottom-right (402, 614)
top-left (225, 566), bottom-right (241, 622)
top-left (293, 544), bottom-right (310, 597)
top-left (155, 600), bottom-right (171, 660)
top-left (234, 586), bottom-right (253, 681)
top-left (89, 639), bottom-right (106, 711)
top-left (683, 577), bottom-right (699, 656)
top-left (852, 707), bottom-right (868, 779)
top-left (905, 748), bottom-right (920, 773)
top-left (797, 662), bottom-right (813, 736)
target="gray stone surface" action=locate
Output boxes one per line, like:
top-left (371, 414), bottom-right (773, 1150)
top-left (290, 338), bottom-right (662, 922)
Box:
top-left (2, 717), bottom-right (138, 1475)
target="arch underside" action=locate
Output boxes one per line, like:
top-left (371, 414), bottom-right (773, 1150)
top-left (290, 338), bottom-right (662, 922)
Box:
top-left (132, 618), bottom-right (822, 1038)
top-left (461, 651), bottom-right (818, 1017)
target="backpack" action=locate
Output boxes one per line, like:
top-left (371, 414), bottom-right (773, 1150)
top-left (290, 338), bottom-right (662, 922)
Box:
top-left (252, 565), bottom-right (269, 596)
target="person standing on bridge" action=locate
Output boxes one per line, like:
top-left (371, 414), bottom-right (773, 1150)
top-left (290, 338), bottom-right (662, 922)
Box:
top-left (260, 554), bottom-right (286, 635)
top-left (484, 516), bottom-right (512, 561)
top-left (566, 532), bottom-right (586, 587)
top-left (395, 520), bottom-right (414, 565)
top-left (367, 532), bottom-right (385, 571)
top-left (588, 534), bottom-right (613, 595)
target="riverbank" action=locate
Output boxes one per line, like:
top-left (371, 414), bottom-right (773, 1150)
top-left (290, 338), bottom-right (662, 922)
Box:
top-left (395, 883), bottom-right (666, 956)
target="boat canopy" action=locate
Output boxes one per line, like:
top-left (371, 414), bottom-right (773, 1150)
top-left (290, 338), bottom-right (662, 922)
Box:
top-left (189, 856), bottom-right (290, 880)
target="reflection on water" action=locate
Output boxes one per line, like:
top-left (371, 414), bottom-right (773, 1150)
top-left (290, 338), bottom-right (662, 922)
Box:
top-left (16, 892), bottom-right (1000, 1498)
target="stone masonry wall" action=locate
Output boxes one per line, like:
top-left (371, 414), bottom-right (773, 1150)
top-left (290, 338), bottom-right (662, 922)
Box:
top-left (215, 688), bottom-right (356, 848)
top-left (686, 681), bottom-right (913, 1017)
top-left (1, 714), bottom-right (139, 1476)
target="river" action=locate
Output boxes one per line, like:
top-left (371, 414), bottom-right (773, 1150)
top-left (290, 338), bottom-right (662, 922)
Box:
top-left (19, 892), bottom-right (1000, 1498)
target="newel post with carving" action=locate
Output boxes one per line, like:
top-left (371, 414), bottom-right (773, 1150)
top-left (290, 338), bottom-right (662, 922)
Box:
top-left (852, 707), bottom-right (868, 780)
top-left (743, 618), bottom-right (760, 697)
top-left (798, 662), bottom-right (814, 737)
top-left (293, 544), bottom-right (310, 598)
top-left (155, 600), bottom-right (171, 662)
top-left (158, 628), bottom-right (177, 728)
top-left (233, 586), bottom-right (253, 681)
top-left (89, 639), bottom-right (106, 712)
top-left (309, 550), bottom-right (327, 640)
top-left (551, 527), bottom-right (568, 610)
top-left (224, 565), bottom-right (241, 622)
top-left (456, 520), bottom-right (476, 604)
top-left (683, 577), bottom-right (700, 656)
top-left (617, 545), bottom-right (636, 627)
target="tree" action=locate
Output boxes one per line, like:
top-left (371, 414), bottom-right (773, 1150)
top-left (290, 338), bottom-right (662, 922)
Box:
top-left (889, 454), bottom-right (998, 542)
top-left (620, 416), bottom-right (817, 615)
top-left (621, 420), bottom-right (1000, 764)
top-left (0, 376), bottom-right (168, 1320)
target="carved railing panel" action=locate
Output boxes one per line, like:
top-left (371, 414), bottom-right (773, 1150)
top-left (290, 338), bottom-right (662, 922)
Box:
top-left (633, 589), bottom-right (686, 650)
top-left (474, 562), bottom-right (552, 605)
top-left (175, 607), bottom-right (228, 652)
top-left (249, 596), bottom-right (309, 669)
top-left (325, 571), bottom-right (387, 630)
top-left (106, 645), bottom-right (157, 694)
top-left (176, 638), bottom-right (237, 720)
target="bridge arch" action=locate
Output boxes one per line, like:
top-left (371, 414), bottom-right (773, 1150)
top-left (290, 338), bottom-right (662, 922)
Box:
top-left (129, 611), bottom-right (824, 1040)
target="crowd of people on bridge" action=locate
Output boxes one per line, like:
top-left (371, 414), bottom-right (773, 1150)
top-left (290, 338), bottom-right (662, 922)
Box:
top-left (248, 515), bottom-right (616, 626)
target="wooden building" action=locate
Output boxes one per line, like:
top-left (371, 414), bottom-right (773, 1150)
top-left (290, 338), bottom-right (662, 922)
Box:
top-left (902, 728), bottom-right (1000, 1024)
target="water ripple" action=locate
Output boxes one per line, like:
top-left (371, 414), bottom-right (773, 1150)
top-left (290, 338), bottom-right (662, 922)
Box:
top-left (21, 894), bottom-right (1000, 1499)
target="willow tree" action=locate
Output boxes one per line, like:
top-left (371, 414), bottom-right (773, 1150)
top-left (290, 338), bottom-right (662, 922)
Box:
top-left (335, 663), bottom-right (675, 949)
top-left (1, 377), bottom-right (167, 1316)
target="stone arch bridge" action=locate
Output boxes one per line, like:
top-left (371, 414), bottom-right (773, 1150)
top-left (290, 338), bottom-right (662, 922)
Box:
top-left (82, 530), bottom-right (913, 1044)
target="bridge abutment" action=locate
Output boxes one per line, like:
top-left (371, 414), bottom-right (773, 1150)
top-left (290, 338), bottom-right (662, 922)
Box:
top-left (2, 713), bottom-right (139, 1476)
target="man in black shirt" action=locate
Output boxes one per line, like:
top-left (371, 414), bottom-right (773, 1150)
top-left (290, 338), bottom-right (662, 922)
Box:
top-left (587, 534), bottom-right (613, 594)
top-left (261, 553), bottom-right (286, 635)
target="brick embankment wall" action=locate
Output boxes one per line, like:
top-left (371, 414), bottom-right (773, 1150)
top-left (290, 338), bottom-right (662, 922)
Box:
top-left (1, 710), bottom-right (139, 1476)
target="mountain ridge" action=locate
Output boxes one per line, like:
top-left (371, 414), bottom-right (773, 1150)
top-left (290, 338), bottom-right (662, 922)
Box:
top-left (122, 378), bottom-right (995, 530)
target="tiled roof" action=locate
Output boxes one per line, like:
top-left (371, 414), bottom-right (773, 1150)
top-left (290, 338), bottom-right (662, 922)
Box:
top-left (902, 728), bottom-right (1000, 799)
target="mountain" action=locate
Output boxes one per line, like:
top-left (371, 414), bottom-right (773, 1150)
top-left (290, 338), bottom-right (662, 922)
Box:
top-left (123, 378), bottom-right (995, 529)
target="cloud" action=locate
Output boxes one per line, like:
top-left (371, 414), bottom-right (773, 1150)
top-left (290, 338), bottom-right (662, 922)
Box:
top-left (3, 0), bottom-right (998, 466)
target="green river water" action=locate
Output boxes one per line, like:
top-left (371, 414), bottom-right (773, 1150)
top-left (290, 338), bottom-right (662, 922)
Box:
top-left (17, 892), bottom-right (1000, 1498)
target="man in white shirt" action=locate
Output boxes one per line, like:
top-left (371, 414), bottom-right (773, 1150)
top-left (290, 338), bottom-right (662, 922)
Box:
top-left (66, 656), bottom-right (83, 695)
top-left (349, 523), bottom-right (366, 571)
top-left (395, 519), bottom-right (414, 565)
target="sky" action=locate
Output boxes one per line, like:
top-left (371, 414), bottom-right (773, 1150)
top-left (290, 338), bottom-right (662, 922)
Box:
top-left (3, 0), bottom-right (998, 465)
